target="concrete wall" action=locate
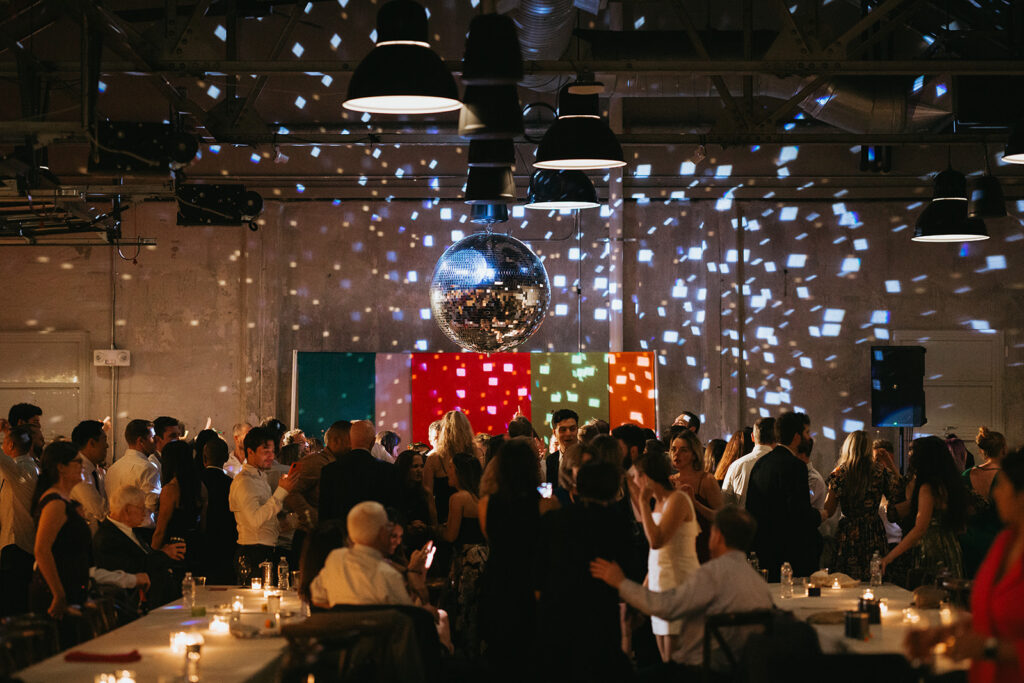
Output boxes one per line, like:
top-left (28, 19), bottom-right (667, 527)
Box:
top-left (3, 147), bottom-right (1022, 474)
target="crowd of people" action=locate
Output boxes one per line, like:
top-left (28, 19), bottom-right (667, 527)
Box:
top-left (0, 400), bottom-right (1021, 682)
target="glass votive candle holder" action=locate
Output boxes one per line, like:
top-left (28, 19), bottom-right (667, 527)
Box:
top-left (251, 577), bottom-right (263, 591)
top-left (807, 584), bottom-right (821, 597)
top-left (902, 607), bottom-right (922, 625)
top-left (858, 596), bottom-right (881, 624)
top-left (209, 615), bottom-right (230, 635)
top-left (169, 631), bottom-right (204, 655)
top-left (832, 577), bottom-right (842, 590)
top-left (267, 591), bottom-right (282, 615)
top-left (844, 610), bottom-right (870, 640)
top-left (231, 596), bottom-right (244, 623)
top-left (114, 671), bottom-right (137, 683)
top-left (879, 599), bottom-right (889, 618)
top-left (184, 642), bottom-right (202, 683)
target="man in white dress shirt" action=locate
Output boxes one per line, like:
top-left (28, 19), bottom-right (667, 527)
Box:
top-left (70, 420), bottom-right (110, 534)
top-left (229, 426), bottom-right (297, 571)
top-left (0, 424), bottom-right (40, 615)
top-left (721, 417), bottom-right (777, 508)
top-left (105, 419), bottom-right (161, 528)
top-left (149, 416), bottom-right (182, 475)
top-left (311, 500), bottom-right (428, 608)
top-left (591, 505), bottom-right (773, 675)
top-left (224, 422), bottom-right (252, 479)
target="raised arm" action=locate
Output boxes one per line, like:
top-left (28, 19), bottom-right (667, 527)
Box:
top-left (151, 481), bottom-right (179, 550)
top-left (639, 490), bottom-right (688, 550)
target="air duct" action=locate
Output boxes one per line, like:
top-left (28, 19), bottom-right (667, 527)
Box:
top-left (512, 0), bottom-right (576, 91)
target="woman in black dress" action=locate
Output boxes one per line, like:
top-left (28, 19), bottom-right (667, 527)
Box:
top-left (441, 452), bottom-right (487, 658)
top-left (152, 440), bottom-right (202, 572)
top-left (395, 449), bottom-right (437, 553)
top-left (32, 441), bottom-right (92, 628)
top-left (478, 437), bottom-right (559, 681)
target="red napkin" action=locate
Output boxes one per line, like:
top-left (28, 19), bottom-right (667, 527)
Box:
top-left (64, 649), bottom-right (142, 663)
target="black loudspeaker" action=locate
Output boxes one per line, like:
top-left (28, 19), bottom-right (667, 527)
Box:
top-left (871, 346), bottom-right (926, 428)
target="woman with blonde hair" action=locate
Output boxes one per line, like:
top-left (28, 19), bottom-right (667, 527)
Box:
top-left (823, 430), bottom-right (902, 580)
top-left (961, 426), bottom-right (1007, 576)
top-left (424, 410), bottom-right (476, 524)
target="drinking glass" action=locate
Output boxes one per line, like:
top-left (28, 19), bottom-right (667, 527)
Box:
top-left (794, 577), bottom-right (808, 597)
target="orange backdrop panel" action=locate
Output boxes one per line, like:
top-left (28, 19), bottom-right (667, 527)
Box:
top-left (607, 351), bottom-right (658, 429)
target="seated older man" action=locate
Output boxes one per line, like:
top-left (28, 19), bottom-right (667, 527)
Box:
top-left (311, 500), bottom-right (430, 607)
top-left (94, 485), bottom-right (185, 609)
top-left (591, 505), bottom-right (773, 676)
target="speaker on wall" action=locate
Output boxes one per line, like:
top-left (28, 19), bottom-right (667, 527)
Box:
top-left (871, 345), bottom-right (927, 428)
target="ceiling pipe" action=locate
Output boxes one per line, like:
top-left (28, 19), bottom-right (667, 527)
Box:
top-left (512, 0), bottom-right (576, 92)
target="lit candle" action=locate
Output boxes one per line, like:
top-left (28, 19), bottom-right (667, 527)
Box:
top-left (940, 605), bottom-right (954, 626)
top-left (832, 577), bottom-right (842, 590)
top-left (862, 589), bottom-right (875, 600)
top-left (902, 608), bottom-right (921, 625)
top-left (232, 596), bottom-right (244, 623)
top-left (879, 600), bottom-right (889, 617)
top-left (169, 631), bottom-right (205, 655)
top-left (209, 615), bottom-right (230, 635)
top-left (251, 577), bottom-right (263, 590)
top-left (114, 671), bottom-right (136, 683)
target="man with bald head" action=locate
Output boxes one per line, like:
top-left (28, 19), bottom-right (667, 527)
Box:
top-left (319, 419), bottom-right (398, 523)
top-left (287, 421), bottom-right (351, 516)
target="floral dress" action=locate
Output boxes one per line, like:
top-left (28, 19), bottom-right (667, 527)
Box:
top-left (827, 463), bottom-right (902, 580)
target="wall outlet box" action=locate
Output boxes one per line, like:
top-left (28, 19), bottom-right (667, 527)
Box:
top-left (93, 349), bottom-right (131, 367)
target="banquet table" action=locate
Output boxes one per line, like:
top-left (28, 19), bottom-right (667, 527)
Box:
top-left (768, 581), bottom-right (969, 673)
top-left (18, 586), bottom-right (305, 683)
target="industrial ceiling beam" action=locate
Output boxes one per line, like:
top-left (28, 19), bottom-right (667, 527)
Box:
top-left (4, 58), bottom-right (1024, 77)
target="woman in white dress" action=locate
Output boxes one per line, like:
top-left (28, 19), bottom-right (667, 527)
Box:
top-left (628, 450), bottom-right (700, 662)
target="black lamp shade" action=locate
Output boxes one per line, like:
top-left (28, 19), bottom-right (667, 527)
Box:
top-left (343, 0), bottom-right (460, 115)
top-left (344, 44), bottom-right (460, 114)
top-left (525, 170), bottom-right (599, 209)
top-left (534, 116), bottom-right (625, 170)
top-left (970, 174), bottom-right (1007, 218)
top-left (376, 0), bottom-right (429, 43)
top-left (932, 168), bottom-right (968, 200)
top-left (1003, 119), bottom-right (1024, 164)
top-left (465, 166), bottom-right (515, 204)
top-left (470, 203), bottom-right (510, 224)
top-left (468, 139), bottom-right (515, 167)
top-left (913, 200), bottom-right (988, 242)
top-left (459, 85), bottom-right (524, 139)
top-left (557, 85), bottom-right (600, 118)
top-left (462, 13), bottom-right (523, 85)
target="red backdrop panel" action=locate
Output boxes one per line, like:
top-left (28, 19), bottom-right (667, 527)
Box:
top-left (410, 352), bottom-right (532, 442)
top-left (608, 351), bottom-right (658, 429)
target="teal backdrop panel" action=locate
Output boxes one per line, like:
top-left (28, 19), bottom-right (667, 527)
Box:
top-left (295, 352), bottom-right (376, 438)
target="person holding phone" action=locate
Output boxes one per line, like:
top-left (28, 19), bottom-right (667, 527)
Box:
top-left (151, 440), bottom-right (202, 570)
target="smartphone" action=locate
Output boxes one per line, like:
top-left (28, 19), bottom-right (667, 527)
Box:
top-left (287, 462), bottom-right (302, 478)
top-left (537, 482), bottom-right (553, 499)
top-left (424, 543), bottom-right (437, 570)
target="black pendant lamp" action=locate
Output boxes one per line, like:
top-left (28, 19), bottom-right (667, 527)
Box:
top-left (465, 166), bottom-right (515, 205)
top-left (343, 0), bottom-right (460, 115)
top-left (1002, 119), bottom-right (1024, 164)
top-left (525, 170), bottom-right (599, 210)
top-left (913, 168), bottom-right (989, 242)
top-left (470, 203), bottom-right (510, 224)
top-left (462, 13), bottom-right (523, 86)
top-left (468, 139), bottom-right (516, 168)
top-left (970, 174), bottom-right (1007, 219)
top-left (459, 85), bottom-right (524, 139)
top-left (534, 84), bottom-right (625, 170)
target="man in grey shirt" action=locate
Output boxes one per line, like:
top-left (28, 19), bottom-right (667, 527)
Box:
top-left (591, 505), bottom-right (772, 674)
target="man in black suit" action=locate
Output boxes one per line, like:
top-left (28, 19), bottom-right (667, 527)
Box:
top-left (545, 408), bottom-right (579, 485)
top-left (320, 420), bottom-right (398, 523)
top-left (94, 485), bottom-right (186, 609)
top-left (199, 437), bottom-right (238, 585)
top-left (745, 411), bottom-right (822, 581)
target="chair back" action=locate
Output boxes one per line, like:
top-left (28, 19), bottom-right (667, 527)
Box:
top-left (702, 609), bottom-right (776, 682)
top-left (0, 615), bottom-right (61, 670)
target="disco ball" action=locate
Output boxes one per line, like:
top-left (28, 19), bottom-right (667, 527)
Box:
top-left (429, 232), bottom-right (550, 352)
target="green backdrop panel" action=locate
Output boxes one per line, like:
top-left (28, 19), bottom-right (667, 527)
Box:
top-left (295, 351), bottom-right (376, 438)
top-left (530, 352), bottom-right (610, 432)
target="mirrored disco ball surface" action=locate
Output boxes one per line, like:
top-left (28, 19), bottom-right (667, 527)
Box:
top-left (429, 232), bottom-right (550, 352)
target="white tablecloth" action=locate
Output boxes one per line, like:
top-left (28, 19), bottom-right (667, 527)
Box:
top-left (769, 582), bottom-right (969, 673)
top-left (18, 587), bottom-right (304, 683)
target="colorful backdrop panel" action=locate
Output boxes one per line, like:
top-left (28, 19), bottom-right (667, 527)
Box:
top-left (375, 353), bottom-right (412, 436)
top-left (530, 352), bottom-right (610, 431)
top-left (608, 352), bottom-right (658, 427)
top-left (294, 351), bottom-right (376, 438)
top-left (410, 352), bottom-right (532, 442)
